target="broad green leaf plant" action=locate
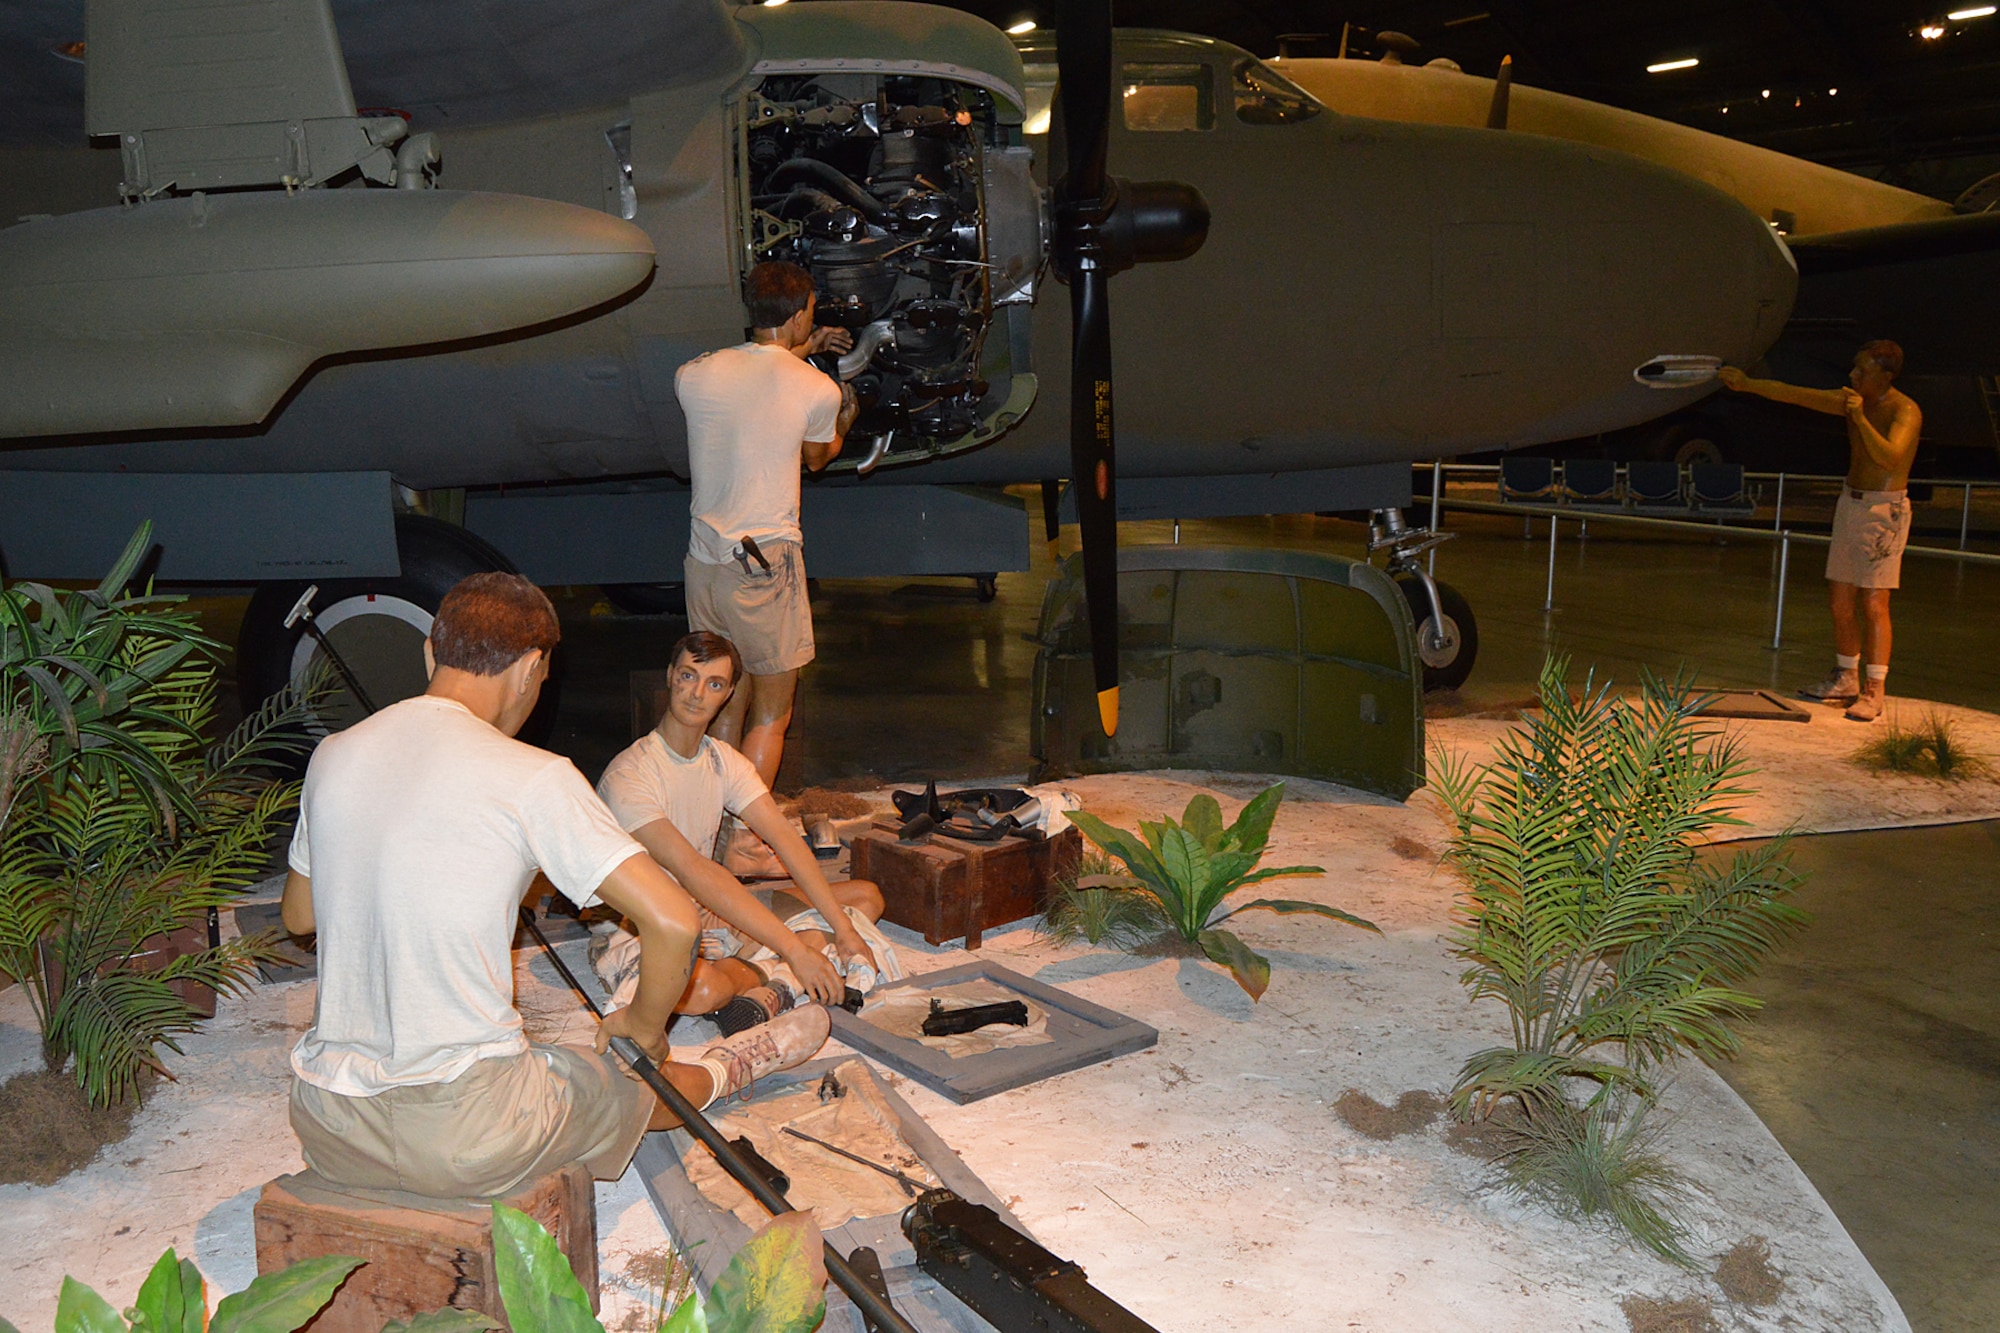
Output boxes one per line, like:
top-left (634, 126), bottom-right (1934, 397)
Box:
top-left (1067, 783), bottom-right (1378, 999)
top-left (1433, 656), bottom-right (1808, 1263)
top-left (16, 1206), bottom-right (823, 1333)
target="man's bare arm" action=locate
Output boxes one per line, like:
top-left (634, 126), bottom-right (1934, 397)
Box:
top-left (588, 851), bottom-right (701, 1061)
top-left (627, 817), bottom-right (844, 1000)
top-left (1717, 366), bottom-right (1847, 415)
top-left (281, 869), bottom-right (314, 935)
top-left (802, 384), bottom-right (860, 472)
top-left (737, 794), bottom-right (878, 974)
top-left (1848, 393), bottom-right (1923, 472)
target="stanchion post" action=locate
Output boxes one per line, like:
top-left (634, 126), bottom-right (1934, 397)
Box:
top-left (1961, 483), bottom-right (1973, 551)
top-left (1428, 460), bottom-right (1443, 576)
top-left (1773, 472), bottom-right (1785, 532)
top-left (1544, 514), bottom-right (1558, 611)
top-left (1772, 530), bottom-right (1790, 649)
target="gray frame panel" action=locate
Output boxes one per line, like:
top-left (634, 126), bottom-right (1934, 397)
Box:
top-left (828, 960), bottom-right (1159, 1104)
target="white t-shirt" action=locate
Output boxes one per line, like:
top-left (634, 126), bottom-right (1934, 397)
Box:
top-left (597, 731), bottom-right (769, 860)
top-left (676, 341), bottom-right (841, 565)
top-left (288, 696), bottom-right (643, 1097)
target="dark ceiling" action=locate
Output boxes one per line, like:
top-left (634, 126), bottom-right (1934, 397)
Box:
top-left (940, 0), bottom-right (2000, 202)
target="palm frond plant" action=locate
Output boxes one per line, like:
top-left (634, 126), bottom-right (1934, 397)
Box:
top-left (0, 523), bottom-right (216, 838)
top-left (0, 525), bottom-right (322, 1105)
top-left (1433, 656), bottom-right (1808, 1264)
top-left (1067, 783), bottom-right (1378, 999)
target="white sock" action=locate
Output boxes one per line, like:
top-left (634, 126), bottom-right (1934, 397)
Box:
top-left (1865, 664), bottom-right (1888, 683)
top-left (1834, 653), bottom-right (1859, 671)
top-left (695, 1055), bottom-right (734, 1110)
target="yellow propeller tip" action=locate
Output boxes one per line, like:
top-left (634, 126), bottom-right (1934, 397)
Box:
top-left (1096, 686), bottom-right (1120, 737)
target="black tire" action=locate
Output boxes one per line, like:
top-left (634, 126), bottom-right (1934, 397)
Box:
top-left (238, 516), bottom-right (561, 749)
top-left (1395, 576), bottom-right (1479, 693)
top-left (600, 583), bottom-right (688, 617)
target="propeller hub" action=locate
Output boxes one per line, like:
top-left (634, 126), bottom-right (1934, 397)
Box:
top-left (1053, 176), bottom-right (1210, 281)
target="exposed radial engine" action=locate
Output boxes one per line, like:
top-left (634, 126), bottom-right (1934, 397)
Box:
top-left (739, 73), bottom-right (1040, 473)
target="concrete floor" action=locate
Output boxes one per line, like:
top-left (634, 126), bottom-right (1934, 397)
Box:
top-left (534, 500), bottom-right (2000, 1332)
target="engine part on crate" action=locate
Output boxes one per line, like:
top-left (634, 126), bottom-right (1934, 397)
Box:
top-left (904, 1191), bottom-right (1162, 1333)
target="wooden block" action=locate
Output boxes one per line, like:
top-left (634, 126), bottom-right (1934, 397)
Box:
top-left (850, 826), bottom-right (1080, 948)
top-left (253, 1165), bottom-right (597, 1333)
top-left (631, 669), bottom-right (674, 739)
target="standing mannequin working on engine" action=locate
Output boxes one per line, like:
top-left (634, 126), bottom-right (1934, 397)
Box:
top-left (1719, 341), bottom-right (1922, 722)
top-left (677, 262), bottom-right (860, 863)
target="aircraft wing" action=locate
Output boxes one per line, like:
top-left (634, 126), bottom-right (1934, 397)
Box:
top-left (1785, 211), bottom-right (2000, 377)
top-left (0, 0), bottom-right (747, 147)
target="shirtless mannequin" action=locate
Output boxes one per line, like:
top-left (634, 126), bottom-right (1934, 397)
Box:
top-left (1719, 341), bottom-right (1922, 721)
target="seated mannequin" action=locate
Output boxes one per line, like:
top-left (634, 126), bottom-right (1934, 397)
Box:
top-left (593, 631), bottom-right (889, 1034)
top-left (279, 577), bottom-right (828, 1200)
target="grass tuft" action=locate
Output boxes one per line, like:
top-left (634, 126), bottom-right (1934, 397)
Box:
top-left (1039, 852), bottom-right (1164, 948)
top-left (1854, 710), bottom-right (1990, 780)
top-left (1493, 1094), bottom-right (1698, 1268)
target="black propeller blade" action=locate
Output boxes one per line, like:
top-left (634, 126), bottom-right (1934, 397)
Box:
top-left (1051, 0), bottom-right (1209, 738)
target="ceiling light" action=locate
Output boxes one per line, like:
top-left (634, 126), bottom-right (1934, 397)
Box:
top-left (1760, 88), bottom-right (1771, 98)
top-left (1646, 57), bottom-right (1699, 73)
top-left (1921, 23), bottom-right (1946, 37)
top-left (1828, 87), bottom-right (1838, 95)
top-left (1947, 5), bottom-right (1995, 18)
top-left (1005, 19), bottom-right (1037, 34)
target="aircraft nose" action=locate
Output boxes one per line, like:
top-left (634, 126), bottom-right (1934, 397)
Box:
top-left (1376, 131), bottom-right (1799, 445)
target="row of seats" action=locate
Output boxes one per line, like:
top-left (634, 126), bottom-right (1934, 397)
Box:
top-left (1498, 456), bottom-right (1755, 516)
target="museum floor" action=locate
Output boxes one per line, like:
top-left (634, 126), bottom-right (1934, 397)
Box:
top-left (522, 505), bottom-right (1998, 1332)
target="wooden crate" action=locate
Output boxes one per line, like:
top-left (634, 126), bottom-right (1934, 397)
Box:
top-left (253, 1165), bottom-right (597, 1333)
top-left (849, 825), bottom-right (1080, 948)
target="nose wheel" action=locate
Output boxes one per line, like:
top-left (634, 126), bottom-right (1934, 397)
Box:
top-left (1370, 508), bottom-right (1478, 693)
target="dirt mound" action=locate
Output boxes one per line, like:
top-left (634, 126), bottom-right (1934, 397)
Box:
top-left (787, 788), bottom-right (880, 821)
top-left (1715, 1236), bottom-right (1783, 1305)
top-left (1335, 1089), bottom-right (1445, 1140)
top-left (1620, 1295), bottom-right (1718, 1333)
top-left (0, 1068), bottom-right (144, 1186)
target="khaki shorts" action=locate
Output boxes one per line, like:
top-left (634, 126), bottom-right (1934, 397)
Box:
top-left (1826, 487), bottom-right (1912, 589)
top-left (290, 1044), bottom-right (654, 1200)
top-left (685, 541), bottom-right (815, 676)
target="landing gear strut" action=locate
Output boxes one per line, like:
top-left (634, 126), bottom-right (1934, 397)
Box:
top-left (1369, 507), bottom-right (1479, 693)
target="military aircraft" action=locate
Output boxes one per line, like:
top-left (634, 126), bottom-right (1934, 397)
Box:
top-left (1, 0), bottom-right (1808, 736)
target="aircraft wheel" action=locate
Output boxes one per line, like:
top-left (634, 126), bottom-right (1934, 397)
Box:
top-left (601, 583), bottom-right (687, 617)
top-left (238, 516), bottom-right (561, 750)
top-left (1395, 576), bottom-right (1479, 693)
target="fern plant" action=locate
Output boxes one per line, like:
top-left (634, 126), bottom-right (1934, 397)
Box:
top-left (0, 528), bottom-right (320, 1105)
top-left (1067, 783), bottom-right (1377, 999)
top-left (1433, 657), bottom-right (1808, 1263)
top-left (0, 523), bottom-right (216, 839)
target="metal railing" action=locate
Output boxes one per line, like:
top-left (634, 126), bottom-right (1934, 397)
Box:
top-left (1413, 462), bottom-right (2000, 650)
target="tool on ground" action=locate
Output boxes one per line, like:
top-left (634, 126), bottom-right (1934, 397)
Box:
top-left (284, 584), bottom-right (380, 714)
top-left (515, 906), bottom-right (922, 1333)
top-left (781, 1126), bottom-right (928, 1197)
top-left (921, 998), bottom-right (1029, 1037)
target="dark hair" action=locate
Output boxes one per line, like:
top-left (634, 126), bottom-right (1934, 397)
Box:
top-left (745, 261), bottom-right (816, 331)
top-left (1860, 339), bottom-right (1904, 378)
top-left (429, 573), bottom-right (559, 676)
top-left (671, 630), bottom-right (743, 686)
